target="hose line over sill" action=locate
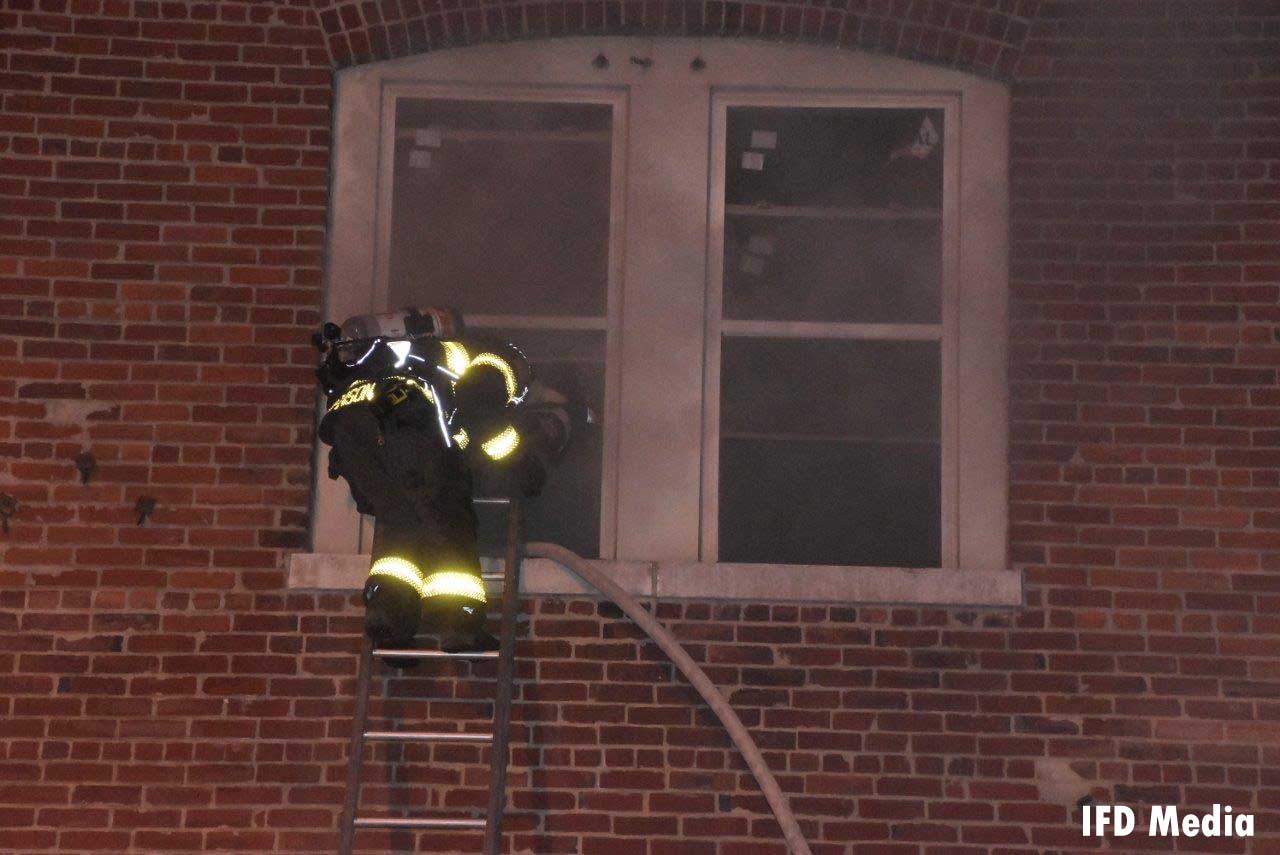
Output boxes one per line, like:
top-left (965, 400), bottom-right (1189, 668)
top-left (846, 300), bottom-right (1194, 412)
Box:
top-left (524, 542), bottom-right (815, 855)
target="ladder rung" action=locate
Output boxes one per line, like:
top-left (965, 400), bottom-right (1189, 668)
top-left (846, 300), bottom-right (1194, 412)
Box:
top-left (354, 817), bottom-right (486, 829)
top-left (363, 730), bottom-right (492, 743)
top-left (481, 573), bottom-right (504, 582)
top-left (373, 648), bottom-right (499, 659)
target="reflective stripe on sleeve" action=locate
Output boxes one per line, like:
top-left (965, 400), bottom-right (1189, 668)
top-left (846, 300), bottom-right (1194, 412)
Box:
top-left (480, 425), bottom-right (520, 461)
top-left (440, 341), bottom-right (471, 378)
top-left (468, 352), bottom-right (519, 402)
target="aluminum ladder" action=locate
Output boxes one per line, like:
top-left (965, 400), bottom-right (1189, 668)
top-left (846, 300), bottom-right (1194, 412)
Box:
top-left (339, 497), bottom-right (522, 855)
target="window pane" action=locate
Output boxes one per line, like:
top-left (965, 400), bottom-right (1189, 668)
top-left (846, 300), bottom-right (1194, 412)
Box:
top-left (723, 106), bottom-right (942, 324)
top-left (718, 338), bottom-right (941, 567)
top-left (721, 338), bottom-right (940, 440)
top-left (473, 328), bottom-right (605, 559)
top-left (725, 106), bottom-right (943, 209)
top-left (388, 98), bottom-right (613, 317)
top-left (385, 96), bottom-right (614, 559)
top-left (724, 216), bottom-right (940, 324)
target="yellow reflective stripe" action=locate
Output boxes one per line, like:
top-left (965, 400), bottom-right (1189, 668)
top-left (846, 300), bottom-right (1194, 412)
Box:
top-left (368, 556), bottom-right (425, 597)
top-left (421, 570), bottom-right (486, 603)
top-left (327, 380), bottom-right (377, 412)
top-left (481, 425), bottom-right (520, 461)
top-left (453, 428), bottom-right (470, 450)
top-left (441, 341), bottom-right (471, 378)
top-left (469, 352), bottom-right (518, 402)
top-left (387, 374), bottom-right (435, 404)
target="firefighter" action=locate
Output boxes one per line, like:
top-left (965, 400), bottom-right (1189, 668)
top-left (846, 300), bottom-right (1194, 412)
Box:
top-left (314, 308), bottom-right (548, 654)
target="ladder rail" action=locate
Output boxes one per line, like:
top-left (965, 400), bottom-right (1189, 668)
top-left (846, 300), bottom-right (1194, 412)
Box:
top-left (339, 641), bottom-right (374, 855)
top-left (484, 500), bottom-right (522, 855)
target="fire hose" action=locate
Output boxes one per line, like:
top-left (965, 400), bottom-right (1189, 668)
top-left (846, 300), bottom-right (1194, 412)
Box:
top-left (524, 542), bottom-right (814, 855)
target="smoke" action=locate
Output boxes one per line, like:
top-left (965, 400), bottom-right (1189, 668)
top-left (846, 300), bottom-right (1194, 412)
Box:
top-left (388, 98), bottom-right (613, 318)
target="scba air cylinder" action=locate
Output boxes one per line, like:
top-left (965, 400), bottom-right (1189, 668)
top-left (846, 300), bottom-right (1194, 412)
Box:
top-left (341, 307), bottom-right (464, 342)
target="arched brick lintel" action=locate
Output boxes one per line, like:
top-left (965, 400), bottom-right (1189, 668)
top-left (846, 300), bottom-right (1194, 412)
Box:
top-left (311, 0), bottom-right (1038, 82)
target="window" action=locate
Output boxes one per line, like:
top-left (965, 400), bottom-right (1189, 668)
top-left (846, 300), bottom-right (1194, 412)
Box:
top-left (294, 39), bottom-right (1017, 606)
top-left (708, 100), bottom-right (952, 569)
top-left (379, 93), bottom-right (622, 560)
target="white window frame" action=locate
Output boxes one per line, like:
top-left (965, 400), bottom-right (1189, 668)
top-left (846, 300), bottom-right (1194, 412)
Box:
top-left (702, 90), bottom-right (961, 567)
top-left (290, 38), bottom-right (1019, 606)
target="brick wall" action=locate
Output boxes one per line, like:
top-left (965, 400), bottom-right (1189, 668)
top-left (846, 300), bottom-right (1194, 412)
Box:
top-left (2, 0), bottom-right (1279, 852)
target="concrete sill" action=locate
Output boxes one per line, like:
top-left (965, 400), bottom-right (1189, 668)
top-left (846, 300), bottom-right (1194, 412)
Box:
top-left (288, 553), bottom-right (1023, 607)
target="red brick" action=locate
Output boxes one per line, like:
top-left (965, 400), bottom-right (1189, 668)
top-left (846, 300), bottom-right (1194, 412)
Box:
top-left (2, 5), bottom-right (1280, 853)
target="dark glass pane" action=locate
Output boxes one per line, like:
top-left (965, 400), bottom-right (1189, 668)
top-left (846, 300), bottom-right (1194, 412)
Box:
top-left (718, 439), bottom-right (941, 567)
top-left (723, 105), bottom-right (943, 325)
top-left (725, 106), bottom-right (943, 209)
top-left (718, 338), bottom-right (940, 567)
top-left (388, 98), bottom-right (612, 317)
top-left (723, 215), bottom-right (940, 324)
top-left (720, 338), bottom-right (940, 440)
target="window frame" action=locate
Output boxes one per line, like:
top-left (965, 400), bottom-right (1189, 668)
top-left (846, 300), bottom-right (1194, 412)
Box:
top-left (293, 38), bottom-right (1018, 606)
top-left (701, 90), bottom-right (961, 567)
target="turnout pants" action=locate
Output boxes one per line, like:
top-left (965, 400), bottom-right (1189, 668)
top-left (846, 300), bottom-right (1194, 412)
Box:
top-left (321, 397), bottom-right (486, 639)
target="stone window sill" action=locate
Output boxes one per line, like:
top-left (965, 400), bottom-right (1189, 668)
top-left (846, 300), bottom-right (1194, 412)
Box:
top-left (287, 553), bottom-right (1022, 607)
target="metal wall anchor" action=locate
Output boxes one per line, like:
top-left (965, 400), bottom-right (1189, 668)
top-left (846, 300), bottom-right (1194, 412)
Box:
top-left (135, 496), bottom-right (157, 526)
top-left (75, 452), bottom-right (96, 485)
top-left (0, 494), bottom-right (15, 535)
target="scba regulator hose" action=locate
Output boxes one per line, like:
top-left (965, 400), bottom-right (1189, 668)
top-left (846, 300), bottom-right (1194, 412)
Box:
top-left (524, 542), bottom-right (814, 855)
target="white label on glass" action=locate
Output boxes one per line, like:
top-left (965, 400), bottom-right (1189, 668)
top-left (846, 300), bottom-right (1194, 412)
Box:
top-left (741, 151), bottom-right (765, 171)
top-left (414, 127), bottom-right (443, 148)
top-left (408, 149), bottom-right (433, 169)
top-left (750, 130), bottom-right (778, 150)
